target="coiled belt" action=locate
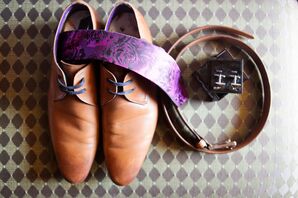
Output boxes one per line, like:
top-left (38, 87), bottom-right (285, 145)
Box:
top-left (162, 25), bottom-right (271, 154)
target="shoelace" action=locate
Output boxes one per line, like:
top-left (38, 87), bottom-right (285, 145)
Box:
top-left (107, 78), bottom-right (135, 95)
top-left (57, 78), bottom-right (86, 95)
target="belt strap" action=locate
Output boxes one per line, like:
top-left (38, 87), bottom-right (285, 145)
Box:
top-left (163, 25), bottom-right (271, 154)
top-left (58, 30), bottom-right (188, 106)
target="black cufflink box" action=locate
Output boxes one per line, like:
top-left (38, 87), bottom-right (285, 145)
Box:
top-left (193, 49), bottom-right (247, 101)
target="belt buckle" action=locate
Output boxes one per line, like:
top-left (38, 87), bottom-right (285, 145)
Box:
top-left (209, 139), bottom-right (237, 150)
top-left (195, 138), bottom-right (237, 150)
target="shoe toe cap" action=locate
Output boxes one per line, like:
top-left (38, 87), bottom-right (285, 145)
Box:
top-left (105, 148), bottom-right (146, 186)
top-left (55, 148), bottom-right (94, 184)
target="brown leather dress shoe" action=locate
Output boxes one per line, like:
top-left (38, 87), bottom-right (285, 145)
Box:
top-left (48, 1), bottom-right (100, 183)
top-left (101, 2), bottom-right (158, 186)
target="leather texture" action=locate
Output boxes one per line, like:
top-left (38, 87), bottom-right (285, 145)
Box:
top-left (48, 0), bottom-right (100, 183)
top-left (163, 25), bottom-right (271, 154)
top-left (101, 2), bottom-right (158, 186)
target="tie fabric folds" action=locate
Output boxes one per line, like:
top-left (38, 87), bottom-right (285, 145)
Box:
top-left (58, 29), bottom-right (188, 106)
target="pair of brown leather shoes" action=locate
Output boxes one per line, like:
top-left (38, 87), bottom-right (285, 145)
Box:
top-left (48, 1), bottom-right (158, 185)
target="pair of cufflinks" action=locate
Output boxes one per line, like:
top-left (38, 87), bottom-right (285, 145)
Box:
top-left (194, 49), bottom-right (247, 101)
top-left (211, 59), bottom-right (243, 93)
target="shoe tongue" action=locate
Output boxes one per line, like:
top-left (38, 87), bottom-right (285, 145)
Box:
top-left (104, 63), bottom-right (127, 82)
top-left (60, 60), bottom-right (86, 84)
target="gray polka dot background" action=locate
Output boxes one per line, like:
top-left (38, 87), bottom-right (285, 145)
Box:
top-left (1, 0), bottom-right (298, 197)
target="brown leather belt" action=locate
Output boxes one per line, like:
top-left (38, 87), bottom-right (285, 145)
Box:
top-left (162, 25), bottom-right (271, 154)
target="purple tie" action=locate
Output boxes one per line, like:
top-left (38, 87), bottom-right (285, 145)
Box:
top-left (58, 29), bottom-right (188, 106)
